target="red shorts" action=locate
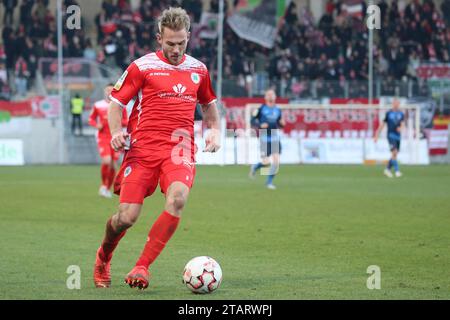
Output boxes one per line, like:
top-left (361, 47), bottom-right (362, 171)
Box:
top-left (98, 138), bottom-right (120, 161)
top-left (114, 155), bottom-right (196, 204)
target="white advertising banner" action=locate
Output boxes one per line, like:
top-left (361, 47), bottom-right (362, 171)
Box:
top-left (0, 139), bottom-right (25, 165)
top-left (300, 139), bottom-right (364, 164)
top-left (364, 139), bottom-right (430, 165)
top-left (193, 137), bottom-right (429, 165)
top-left (0, 117), bottom-right (32, 135)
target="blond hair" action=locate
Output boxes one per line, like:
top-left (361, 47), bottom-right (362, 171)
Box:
top-left (158, 7), bottom-right (191, 34)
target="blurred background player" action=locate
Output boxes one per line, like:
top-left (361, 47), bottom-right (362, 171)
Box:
top-left (93, 7), bottom-right (221, 290)
top-left (249, 89), bottom-right (285, 189)
top-left (88, 84), bottom-right (128, 198)
top-left (374, 98), bottom-right (405, 178)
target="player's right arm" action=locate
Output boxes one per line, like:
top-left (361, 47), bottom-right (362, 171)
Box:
top-left (108, 62), bottom-right (144, 151)
top-left (88, 105), bottom-right (102, 130)
top-left (252, 106), bottom-right (268, 129)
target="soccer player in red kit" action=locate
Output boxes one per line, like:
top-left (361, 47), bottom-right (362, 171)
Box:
top-left (93, 7), bottom-right (221, 290)
top-left (88, 84), bottom-right (128, 198)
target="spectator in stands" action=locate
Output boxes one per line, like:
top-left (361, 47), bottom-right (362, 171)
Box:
top-left (68, 35), bottom-right (84, 57)
top-left (20, 0), bottom-right (34, 31)
top-left (2, 0), bottom-right (17, 26)
top-left (83, 38), bottom-right (97, 61)
top-left (183, 0), bottom-right (202, 23)
top-left (14, 56), bottom-right (29, 97)
top-left (22, 36), bottom-right (38, 86)
top-left (0, 62), bottom-right (7, 85)
top-left (442, 0), bottom-right (450, 26)
top-left (33, 0), bottom-right (49, 24)
top-left (2, 25), bottom-right (15, 79)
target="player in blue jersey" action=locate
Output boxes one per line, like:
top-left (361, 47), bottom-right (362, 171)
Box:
top-left (249, 89), bottom-right (285, 189)
top-left (374, 98), bottom-right (405, 178)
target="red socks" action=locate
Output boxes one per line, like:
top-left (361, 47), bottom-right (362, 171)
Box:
top-left (135, 211), bottom-right (180, 269)
top-left (107, 167), bottom-right (116, 189)
top-left (100, 164), bottom-right (116, 189)
top-left (100, 218), bottom-right (126, 261)
top-left (100, 164), bottom-right (109, 187)
top-left (99, 211), bottom-right (180, 268)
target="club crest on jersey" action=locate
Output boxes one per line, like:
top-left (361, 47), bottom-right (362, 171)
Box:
top-left (173, 83), bottom-right (187, 94)
top-left (191, 72), bottom-right (200, 84)
top-left (114, 70), bottom-right (128, 90)
top-left (124, 166), bottom-right (132, 177)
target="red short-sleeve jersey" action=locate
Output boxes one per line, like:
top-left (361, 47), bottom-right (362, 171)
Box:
top-left (88, 99), bottom-right (128, 140)
top-left (110, 50), bottom-right (216, 164)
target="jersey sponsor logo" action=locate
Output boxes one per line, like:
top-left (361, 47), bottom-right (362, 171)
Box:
top-left (191, 72), bottom-right (200, 84)
top-left (173, 83), bottom-right (187, 94)
top-left (157, 92), bottom-right (196, 102)
top-left (114, 71), bottom-right (128, 90)
top-left (124, 165), bottom-right (132, 177)
top-left (149, 72), bottom-right (170, 76)
top-left (158, 83), bottom-right (196, 102)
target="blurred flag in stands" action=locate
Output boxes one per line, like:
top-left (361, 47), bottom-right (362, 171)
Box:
top-left (342, 0), bottom-right (364, 18)
top-left (227, 0), bottom-right (291, 48)
top-left (198, 12), bottom-right (218, 39)
top-left (428, 117), bottom-right (450, 155)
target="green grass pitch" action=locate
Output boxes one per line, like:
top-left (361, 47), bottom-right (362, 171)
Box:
top-left (0, 164), bottom-right (449, 300)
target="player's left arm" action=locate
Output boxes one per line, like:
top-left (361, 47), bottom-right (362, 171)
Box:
top-left (197, 68), bottom-right (221, 153)
top-left (277, 109), bottom-right (285, 128)
top-left (397, 112), bottom-right (405, 134)
top-left (201, 102), bottom-right (221, 152)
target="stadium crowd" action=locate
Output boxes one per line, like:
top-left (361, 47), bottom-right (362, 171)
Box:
top-left (1, 0), bottom-right (450, 100)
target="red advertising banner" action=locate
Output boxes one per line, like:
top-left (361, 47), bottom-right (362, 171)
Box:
top-left (415, 64), bottom-right (450, 79)
top-left (329, 98), bottom-right (380, 105)
top-left (223, 97), bottom-right (379, 137)
top-left (281, 109), bottom-right (379, 137)
top-left (0, 100), bottom-right (32, 117)
top-left (0, 97), bottom-right (61, 119)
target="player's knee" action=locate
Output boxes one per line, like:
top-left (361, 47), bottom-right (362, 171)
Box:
top-left (166, 192), bottom-right (187, 214)
top-left (116, 206), bottom-right (139, 230)
top-left (116, 213), bottom-right (137, 230)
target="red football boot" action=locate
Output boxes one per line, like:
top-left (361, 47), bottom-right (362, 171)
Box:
top-left (124, 265), bottom-right (151, 290)
top-left (93, 247), bottom-right (111, 288)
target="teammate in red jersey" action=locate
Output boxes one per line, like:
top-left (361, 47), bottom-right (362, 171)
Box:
top-left (93, 7), bottom-right (221, 290)
top-left (88, 84), bottom-right (128, 198)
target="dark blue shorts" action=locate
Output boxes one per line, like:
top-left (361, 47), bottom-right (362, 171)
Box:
top-left (388, 138), bottom-right (400, 151)
top-left (260, 140), bottom-right (282, 157)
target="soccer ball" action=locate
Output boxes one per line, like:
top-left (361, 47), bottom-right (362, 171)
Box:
top-left (182, 256), bottom-right (222, 294)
